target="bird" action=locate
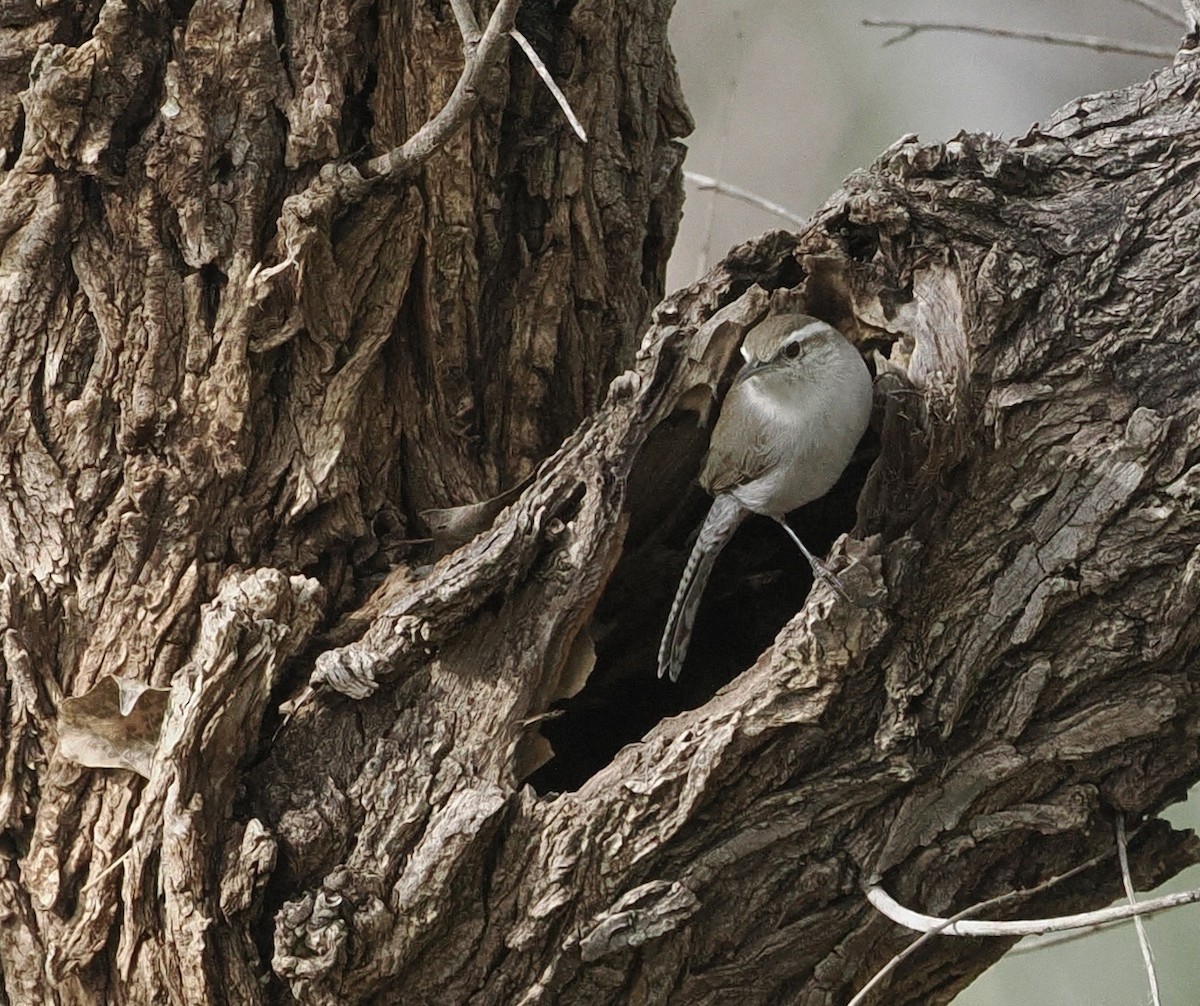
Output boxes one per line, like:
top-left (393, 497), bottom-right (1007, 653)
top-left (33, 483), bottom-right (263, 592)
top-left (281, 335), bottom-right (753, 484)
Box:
top-left (656, 313), bottom-right (873, 681)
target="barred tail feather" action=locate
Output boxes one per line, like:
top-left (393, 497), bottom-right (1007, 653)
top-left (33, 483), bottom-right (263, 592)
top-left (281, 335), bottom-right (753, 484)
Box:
top-left (657, 494), bottom-right (748, 681)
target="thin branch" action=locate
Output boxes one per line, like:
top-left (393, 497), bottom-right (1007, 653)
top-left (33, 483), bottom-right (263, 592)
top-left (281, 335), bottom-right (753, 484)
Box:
top-left (1117, 815), bottom-right (1162, 1006)
top-left (848, 841), bottom-right (1132, 1006)
top-left (366, 0), bottom-right (524, 178)
top-left (448, 0), bottom-right (482, 49)
top-left (510, 27), bottom-right (587, 142)
top-left (80, 848), bottom-right (132, 894)
top-left (1006, 923), bottom-right (1109, 956)
top-left (252, 0), bottom-right (524, 298)
top-left (1119, 0), bottom-right (1188, 25)
top-left (866, 881), bottom-right (1200, 937)
top-left (862, 19), bottom-right (1175, 60)
top-left (683, 171), bottom-right (808, 229)
top-left (847, 900), bottom-right (991, 1006)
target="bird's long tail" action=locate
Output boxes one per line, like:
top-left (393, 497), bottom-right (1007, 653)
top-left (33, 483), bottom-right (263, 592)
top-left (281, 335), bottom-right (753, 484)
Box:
top-left (657, 494), bottom-right (748, 681)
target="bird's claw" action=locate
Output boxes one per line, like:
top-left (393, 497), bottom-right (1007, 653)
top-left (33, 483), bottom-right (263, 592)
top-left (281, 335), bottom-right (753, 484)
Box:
top-left (809, 556), bottom-right (852, 602)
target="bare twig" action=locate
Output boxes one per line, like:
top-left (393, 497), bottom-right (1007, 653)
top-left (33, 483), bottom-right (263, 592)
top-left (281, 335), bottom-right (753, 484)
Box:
top-left (253, 0), bottom-right (525, 299)
top-left (848, 841), bottom-right (1132, 1006)
top-left (1119, 0), bottom-right (1188, 26)
top-left (862, 19), bottom-right (1175, 60)
top-left (1117, 815), bottom-right (1162, 1006)
top-left (866, 881), bottom-right (1200, 937)
top-left (847, 900), bottom-right (990, 1006)
top-left (448, 0), bottom-right (483, 48)
top-left (510, 27), bottom-right (587, 142)
top-left (1006, 924), bottom-right (1108, 956)
top-left (366, 0), bottom-right (524, 178)
top-left (80, 848), bottom-right (132, 894)
top-left (683, 171), bottom-right (807, 229)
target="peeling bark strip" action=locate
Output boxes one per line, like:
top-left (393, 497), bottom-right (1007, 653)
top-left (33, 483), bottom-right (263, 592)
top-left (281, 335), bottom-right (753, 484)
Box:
top-left (1, 1), bottom-right (1199, 1004)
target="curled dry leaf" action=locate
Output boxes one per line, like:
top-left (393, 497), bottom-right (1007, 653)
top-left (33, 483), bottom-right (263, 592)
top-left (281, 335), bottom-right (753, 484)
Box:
top-left (419, 471), bottom-right (536, 559)
top-left (57, 675), bottom-right (171, 778)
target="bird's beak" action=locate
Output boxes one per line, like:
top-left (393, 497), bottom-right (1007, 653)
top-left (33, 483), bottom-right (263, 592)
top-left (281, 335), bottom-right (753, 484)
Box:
top-left (733, 358), bottom-right (769, 385)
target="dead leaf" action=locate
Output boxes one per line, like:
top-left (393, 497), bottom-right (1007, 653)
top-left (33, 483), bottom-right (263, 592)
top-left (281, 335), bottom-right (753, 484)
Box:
top-left (58, 675), bottom-right (170, 778)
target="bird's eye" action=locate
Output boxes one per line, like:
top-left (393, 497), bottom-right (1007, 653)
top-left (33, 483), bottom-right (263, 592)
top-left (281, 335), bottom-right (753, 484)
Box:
top-left (783, 341), bottom-right (801, 359)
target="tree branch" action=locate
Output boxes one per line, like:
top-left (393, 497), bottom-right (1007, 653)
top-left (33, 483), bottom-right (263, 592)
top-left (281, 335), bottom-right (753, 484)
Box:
top-left (1120, 0), bottom-right (1187, 26)
top-left (366, 0), bottom-right (523, 177)
top-left (865, 883), bottom-right (1200, 938)
top-left (448, 0), bottom-right (483, 49)
top-left (510, 27), bottom-right (587, 142)
top-left (250, 0), bottom-right (524, 303)
top-left (1117, 814), bottom-right (1162, 1006)
top-left (683, 170), bottom-right (807, 228)
top-left (848, 837), bottom-right (1140, 1006)
top-left (862, 19), bottom-right (1175, 59)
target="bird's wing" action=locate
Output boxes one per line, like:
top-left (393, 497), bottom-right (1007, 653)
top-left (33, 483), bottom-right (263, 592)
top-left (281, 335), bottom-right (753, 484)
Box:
top-left (698, 380), bottom-right (786, 494)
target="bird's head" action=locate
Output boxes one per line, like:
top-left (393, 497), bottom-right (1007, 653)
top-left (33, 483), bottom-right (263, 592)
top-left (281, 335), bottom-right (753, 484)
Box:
top-left (735, 314), bottom-right (845, 386)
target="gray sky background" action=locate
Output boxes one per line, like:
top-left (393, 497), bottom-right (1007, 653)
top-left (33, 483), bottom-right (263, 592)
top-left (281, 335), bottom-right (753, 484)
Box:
top-left (665, 3), bottom-right (1199, 1003)
top-left (668, 0), bottom-right (1178, 287)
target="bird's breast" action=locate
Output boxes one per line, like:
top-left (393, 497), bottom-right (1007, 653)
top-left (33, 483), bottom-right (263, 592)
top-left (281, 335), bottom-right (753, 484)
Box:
top-left (728, 371), bottom-right (870, 517)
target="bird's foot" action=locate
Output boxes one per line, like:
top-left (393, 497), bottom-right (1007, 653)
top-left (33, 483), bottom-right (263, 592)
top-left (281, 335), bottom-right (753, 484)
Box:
top-left (774, 518), bottom-right (856, 602)
top-left (808, 555), bottom-right (852, 602)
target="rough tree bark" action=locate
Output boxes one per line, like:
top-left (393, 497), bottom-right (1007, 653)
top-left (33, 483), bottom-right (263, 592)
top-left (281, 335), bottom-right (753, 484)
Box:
top-left (2, 2), bottom-right (1200, 1005)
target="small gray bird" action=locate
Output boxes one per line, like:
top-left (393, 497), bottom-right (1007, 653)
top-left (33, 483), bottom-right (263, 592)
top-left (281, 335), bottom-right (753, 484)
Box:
top-left (657, 313), bottom-right (873, 681)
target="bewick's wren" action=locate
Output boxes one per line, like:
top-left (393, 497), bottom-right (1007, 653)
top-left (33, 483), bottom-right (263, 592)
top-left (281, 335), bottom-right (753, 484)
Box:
top-left (657, 314), bottom-right (873, 681)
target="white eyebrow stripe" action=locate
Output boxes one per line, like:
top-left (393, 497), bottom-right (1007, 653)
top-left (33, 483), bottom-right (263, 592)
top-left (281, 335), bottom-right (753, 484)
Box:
top-left (792, 320), bottom-right (829, 342)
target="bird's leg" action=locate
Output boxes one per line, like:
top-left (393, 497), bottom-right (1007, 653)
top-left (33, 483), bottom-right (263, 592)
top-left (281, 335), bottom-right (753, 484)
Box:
top-left (774, 518), bottom-right (851, 601)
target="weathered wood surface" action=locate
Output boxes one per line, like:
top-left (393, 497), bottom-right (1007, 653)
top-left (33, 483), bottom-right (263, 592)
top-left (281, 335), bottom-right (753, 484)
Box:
top-left (2, 3), bottom-right (1200, 1004)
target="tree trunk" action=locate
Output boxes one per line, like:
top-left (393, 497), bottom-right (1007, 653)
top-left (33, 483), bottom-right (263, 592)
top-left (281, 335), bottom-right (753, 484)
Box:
top-left (3, 3), bottom-right (1200, 1005)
